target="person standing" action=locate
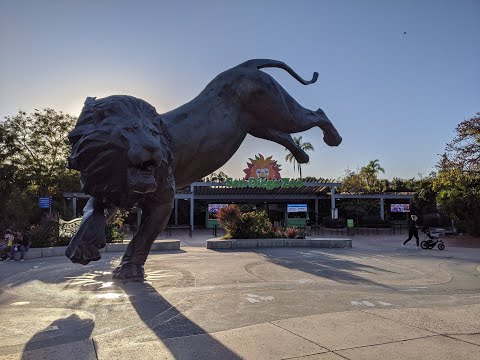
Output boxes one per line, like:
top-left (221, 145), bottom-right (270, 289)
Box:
top-left (403, 215), bottom-right (419, 247)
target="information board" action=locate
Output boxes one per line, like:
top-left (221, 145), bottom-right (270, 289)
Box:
top-left (39, 197), bottom-right (51, 209)
top-left (287, 204), bottom-right (308, 213)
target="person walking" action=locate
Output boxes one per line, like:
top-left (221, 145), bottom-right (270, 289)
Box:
top-left (403, 215), bottom-right (419, 248)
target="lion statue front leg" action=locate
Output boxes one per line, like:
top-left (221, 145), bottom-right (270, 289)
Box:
top-left (65, 197), bottom-right (113, 265)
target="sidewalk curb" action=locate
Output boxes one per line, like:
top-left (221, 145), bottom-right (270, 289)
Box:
top-left (22, 240), bottom-right (180, 260)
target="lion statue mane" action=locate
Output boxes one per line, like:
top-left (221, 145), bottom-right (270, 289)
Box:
top-left (68, 95), bottom-right (173, 209)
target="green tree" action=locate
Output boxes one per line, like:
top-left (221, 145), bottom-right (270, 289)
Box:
top-left (1, 108), bottom-right (80, 231)
top-left (203, 170), bottom-right (230, 182)
top-left (444, 113), bottom-right (480, 172)
top-left (360, 159), bottom-right (385, 191)
top-left (338, 169), bottom-right (368, 193)
top-left (2, 108), bottom-right (79, 194)
top-left (389, 177), bottom-right (416, 192)
top-left (0, 122), bottom-right (19, 163)
top-left (433, 113), bottom-right (480, 235)
top-left (413, 172), bottom-right (438, 215)
top-left (301, 176), bottom-right (337, 183)
top-left (284, 136), bottom-right (314, 178)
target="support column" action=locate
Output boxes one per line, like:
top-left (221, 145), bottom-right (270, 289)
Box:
top-left (174, 198), bottom-right (178, 225)
top-left (315, 198), bottom-right (319, 224)
top-left (190, 184), bottom-right (194, 232)
top-left (380, 197), bottom-right (385, 220)
top-left (72, 194), bottom-right (77, 219)
top-left (330, 187), bottom-right (336, 219)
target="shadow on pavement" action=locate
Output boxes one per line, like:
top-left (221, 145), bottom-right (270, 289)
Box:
top-left (253, 248), bottom-right (398, 289)
top-left (18, 314), bottom-right (94, 359)
top-left (117, 280), bottom-right (242, 359)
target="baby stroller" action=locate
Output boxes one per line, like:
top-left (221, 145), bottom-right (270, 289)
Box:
top-left (420, 227), bottom-right (445, 250)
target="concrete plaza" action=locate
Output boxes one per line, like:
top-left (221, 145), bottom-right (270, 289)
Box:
top-left (0, 230), bottom-right (479, 359)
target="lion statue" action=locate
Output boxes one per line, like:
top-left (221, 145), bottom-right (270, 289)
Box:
top-left (66, 59), bottom-right (342, 280)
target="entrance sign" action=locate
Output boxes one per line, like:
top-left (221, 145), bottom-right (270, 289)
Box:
top-left (226, 177), bottom-right (303, 189)
top-left (228, 154), bottom-right (303, 189)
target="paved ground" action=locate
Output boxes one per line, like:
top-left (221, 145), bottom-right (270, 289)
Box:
top-left (0, 230), bottom-right (479, 359)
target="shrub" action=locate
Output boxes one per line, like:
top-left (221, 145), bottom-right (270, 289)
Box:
top-left (295, 229), bottom-right (307, 239)
top-left (322, 217), bottom-right (346, 228)
top-left (239, 204), bottom-right (256, 213)
top-left (217, 205), bottom-right (242, 233)
top-left (105, 211), bottom-right (127, 243)
top-left (230, 210), bottom-right (273, 239)
top-left (284, 227), bottom-right (299, 238)
top-left (28, 213), bottom-right (70, 248)
top-left (272, 226), bottom-right (284, 238)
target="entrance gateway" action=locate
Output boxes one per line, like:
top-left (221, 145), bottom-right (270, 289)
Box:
top-left (63, 154), bottom-right (413, 230)
top-left (197, 153), bottom-right (337, 229)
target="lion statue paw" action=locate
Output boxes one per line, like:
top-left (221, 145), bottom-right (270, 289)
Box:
top-left (65, 242), bottom-right (103, 265)
top-left (112, 263), bottom-right (145, 281)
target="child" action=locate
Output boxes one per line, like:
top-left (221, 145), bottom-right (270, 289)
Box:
top-left (1, 229), bottom-right (14, 260)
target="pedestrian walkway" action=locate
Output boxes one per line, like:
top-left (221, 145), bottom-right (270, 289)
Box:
top-left (1, 232), bottom-right (479, 359)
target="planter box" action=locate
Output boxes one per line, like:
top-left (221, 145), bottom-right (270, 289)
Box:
top-left (207, 237), bottom-right (352, 249)
top-left (206, 240), bottom-right (232, 249)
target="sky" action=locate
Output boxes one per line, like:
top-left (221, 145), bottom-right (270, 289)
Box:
top-left (1, 0), bottom-right (479, 181)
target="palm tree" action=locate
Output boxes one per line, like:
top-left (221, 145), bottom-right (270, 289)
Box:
top-left (360, 159), bottom-right (385, 191)
top-left (284, 136), bottom-right (314, 178)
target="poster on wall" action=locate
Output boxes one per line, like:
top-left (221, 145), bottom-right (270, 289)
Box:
top-left (390, 204), bottom-right (410, 213)
top-left (208, 204), bottom-right (228, 220)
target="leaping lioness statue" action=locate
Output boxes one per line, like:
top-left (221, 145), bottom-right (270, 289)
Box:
top-left (66, 59), bottom-right (342, 280)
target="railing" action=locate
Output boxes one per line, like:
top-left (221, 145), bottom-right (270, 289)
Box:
top-left (59, 218), bottom-right (82, 237)
top-left (165, 224), bottom-right (193, 237)
top-left (310, 225), bottom-right (405, 236)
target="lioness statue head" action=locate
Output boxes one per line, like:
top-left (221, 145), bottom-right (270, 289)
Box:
top-left (67, 95), bottom-right (172, 207)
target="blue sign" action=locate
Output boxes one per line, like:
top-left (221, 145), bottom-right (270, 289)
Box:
top-left (287, 204), bottom-right (308, 213)
top-left (39, 197), bottom-right (51, 209)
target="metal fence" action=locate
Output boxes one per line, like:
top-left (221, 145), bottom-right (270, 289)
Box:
top-left (310, 225), bottom-right (406, 236)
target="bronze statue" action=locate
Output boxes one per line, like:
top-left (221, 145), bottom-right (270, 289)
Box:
top-left (65, 59), bottom-right (342, 280)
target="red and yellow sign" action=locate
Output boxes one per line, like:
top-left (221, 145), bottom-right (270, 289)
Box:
top-left (243, 154), bottom-right (282, 180)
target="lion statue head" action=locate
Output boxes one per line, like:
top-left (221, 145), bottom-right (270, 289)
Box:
top-left (67, 95), bottom-right (172, 207)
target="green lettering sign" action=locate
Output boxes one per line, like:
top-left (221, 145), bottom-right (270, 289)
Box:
top-left (225, 177), bottom-right (304, 189)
